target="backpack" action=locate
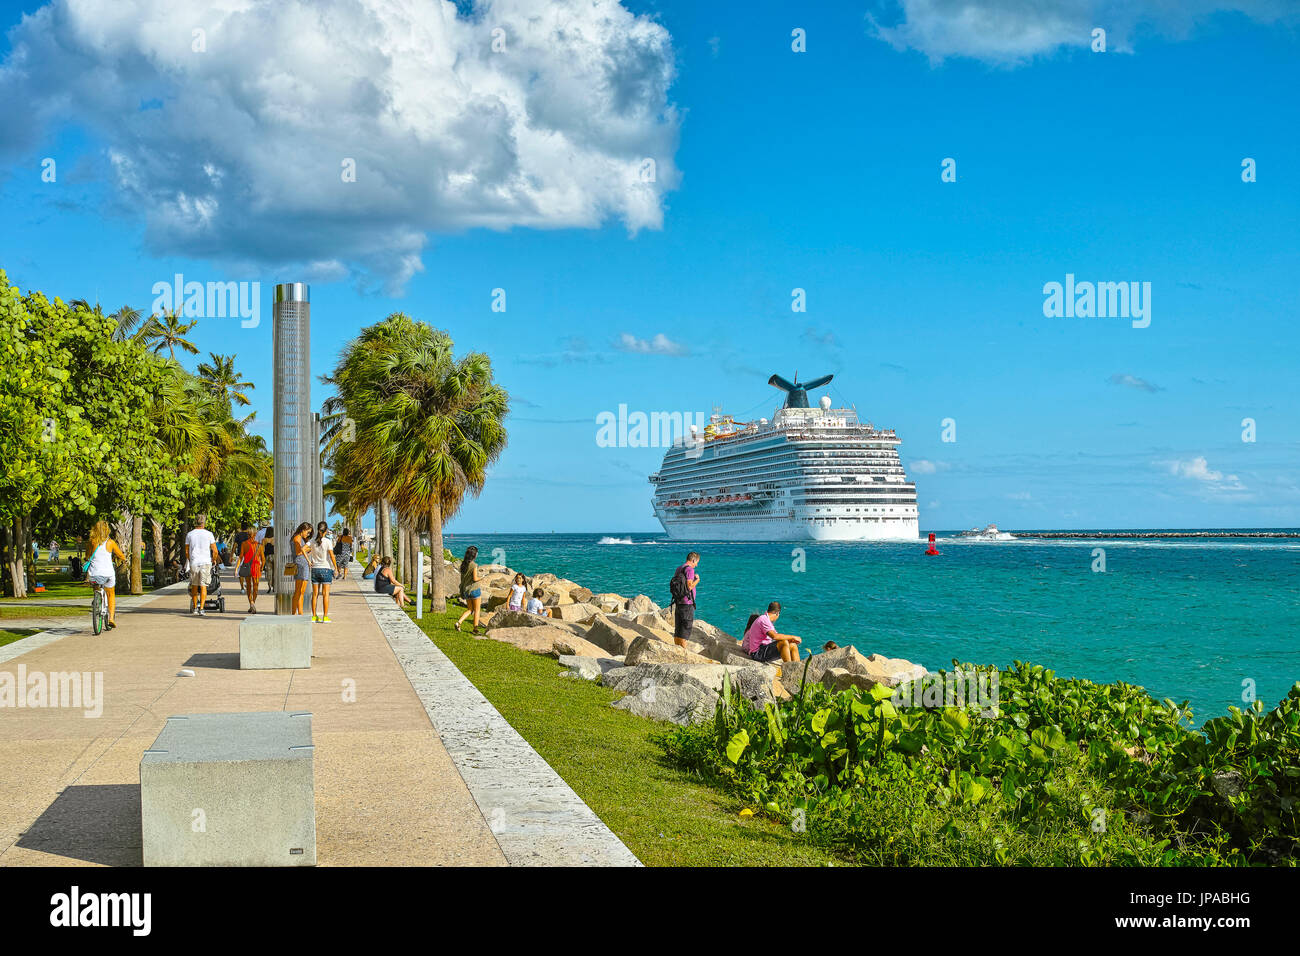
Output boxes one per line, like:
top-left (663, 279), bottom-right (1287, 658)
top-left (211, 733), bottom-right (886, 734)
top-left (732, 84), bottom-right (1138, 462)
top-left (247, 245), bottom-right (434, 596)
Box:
top-left (668, 565), bottom-right (690, 605)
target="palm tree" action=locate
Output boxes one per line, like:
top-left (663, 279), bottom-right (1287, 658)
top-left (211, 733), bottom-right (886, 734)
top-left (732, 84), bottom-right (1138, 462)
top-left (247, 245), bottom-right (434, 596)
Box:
top-left (109, 305), bottom-right (151, 343)
top-left (197, 352), bottom-right (255, 408)
top-left (326, 313), bottom-right (508, 611)
top-left (145, 309), bottom-right (200, 360)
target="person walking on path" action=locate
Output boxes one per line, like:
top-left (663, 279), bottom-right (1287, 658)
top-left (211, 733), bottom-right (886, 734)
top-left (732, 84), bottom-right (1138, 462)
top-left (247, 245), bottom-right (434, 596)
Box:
top-left (184, 515), bottom-right (220, 616)
top-left (668, 551), bottom-right (701, 647)
top-left (85, 520), bottom-right (127, 629)
top-left (334, 527), bottom-right (354, 581)
top-left (258, 524), bottom-right (275, 594)
top-left (309, 521), bottom-right (338, 623)
top-left (741, 601), bottom-right (803, 663)
top-left (48, 539), bottom-right (59, 565)
top-left (455, 545), bottom-right (485, 633)
top-left (373, 556), bottom-right (413, 607)
top-left (237, 525), bottom-right (264, 613)
top-left (289, 522), bottom-right (313, 615)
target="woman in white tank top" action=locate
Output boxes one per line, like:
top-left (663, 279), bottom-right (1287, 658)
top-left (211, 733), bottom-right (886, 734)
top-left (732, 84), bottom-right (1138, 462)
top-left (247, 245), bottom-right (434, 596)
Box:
top-left (85, 520), bottom-right (127, 629)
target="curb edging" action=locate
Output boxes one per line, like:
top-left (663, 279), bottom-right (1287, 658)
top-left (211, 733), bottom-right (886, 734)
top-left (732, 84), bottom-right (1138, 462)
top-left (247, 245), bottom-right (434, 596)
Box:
top-left (356, 570), bottom-right (642, 867)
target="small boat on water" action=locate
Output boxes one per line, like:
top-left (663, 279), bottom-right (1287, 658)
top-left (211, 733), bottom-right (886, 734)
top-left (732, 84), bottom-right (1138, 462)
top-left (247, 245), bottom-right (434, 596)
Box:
top-left (958, 524), bottom-right (1016, 541)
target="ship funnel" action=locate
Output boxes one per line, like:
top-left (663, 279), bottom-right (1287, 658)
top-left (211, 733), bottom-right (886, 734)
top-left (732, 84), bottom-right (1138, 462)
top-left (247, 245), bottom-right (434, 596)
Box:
top-left (768, 372), bottom-right (834, 409)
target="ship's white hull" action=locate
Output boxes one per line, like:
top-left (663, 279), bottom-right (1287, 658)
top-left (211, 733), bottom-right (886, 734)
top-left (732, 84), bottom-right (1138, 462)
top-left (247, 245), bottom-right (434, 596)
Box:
top-left (656, 513), bottom-right (920, 542)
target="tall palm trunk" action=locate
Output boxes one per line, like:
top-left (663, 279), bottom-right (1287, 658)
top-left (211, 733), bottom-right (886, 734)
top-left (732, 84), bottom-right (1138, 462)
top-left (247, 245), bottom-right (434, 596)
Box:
top-left (131, 514), bottom-right (144, 594)
top-left (428, 500), bottom-right (444, 613)
top-left (150, 517), bottom-right (165, 585)
top-left (398, 515), bottom-right (410, 589)
top-left (376, 499), bottom-right (391, 561)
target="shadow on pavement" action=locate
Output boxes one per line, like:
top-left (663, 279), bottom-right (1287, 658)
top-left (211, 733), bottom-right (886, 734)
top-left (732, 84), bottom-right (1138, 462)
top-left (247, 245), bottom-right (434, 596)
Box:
top-left (15, 783), bottom-right (142, 866)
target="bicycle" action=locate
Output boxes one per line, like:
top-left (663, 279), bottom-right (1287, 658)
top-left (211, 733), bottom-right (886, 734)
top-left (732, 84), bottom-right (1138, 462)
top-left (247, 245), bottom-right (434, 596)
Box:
top-left (90, 580), bottom-right (108, 635)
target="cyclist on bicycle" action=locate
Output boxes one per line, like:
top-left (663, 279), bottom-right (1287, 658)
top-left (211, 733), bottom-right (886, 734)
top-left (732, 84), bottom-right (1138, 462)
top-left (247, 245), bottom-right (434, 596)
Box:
top-left (86, 520), bottom-right (127, 630)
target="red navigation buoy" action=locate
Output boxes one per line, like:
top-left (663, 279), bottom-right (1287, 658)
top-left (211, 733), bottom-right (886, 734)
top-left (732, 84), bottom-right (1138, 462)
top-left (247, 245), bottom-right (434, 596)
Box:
top-left (925, 532), bottom-right (940, 556)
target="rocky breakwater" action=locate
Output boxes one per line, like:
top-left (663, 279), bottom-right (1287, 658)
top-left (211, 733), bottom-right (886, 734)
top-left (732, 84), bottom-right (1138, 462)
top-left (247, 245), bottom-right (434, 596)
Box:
top-left (433, 558), bottom-right (927, 726)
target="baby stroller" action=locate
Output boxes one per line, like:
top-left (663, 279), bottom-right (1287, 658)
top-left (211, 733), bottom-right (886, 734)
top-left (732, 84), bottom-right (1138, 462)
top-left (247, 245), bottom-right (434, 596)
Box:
top-left (202, 563), bottom-right (227, 613)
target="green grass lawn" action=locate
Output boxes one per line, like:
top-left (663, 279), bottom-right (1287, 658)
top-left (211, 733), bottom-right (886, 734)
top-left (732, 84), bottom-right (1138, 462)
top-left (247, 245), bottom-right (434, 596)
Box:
top-left (410, 606), bottom-right (842, 866)
top-left (0, 604), bottom-right (84, 620)
top-left (0, 628), bottom-right (39, 648)
top-left (1, 561), bottom-right (168, 603)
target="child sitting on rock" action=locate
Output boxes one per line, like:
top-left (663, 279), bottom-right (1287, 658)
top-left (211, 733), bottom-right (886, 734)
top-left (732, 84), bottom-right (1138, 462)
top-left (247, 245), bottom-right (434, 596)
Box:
top-left (526, 587), bottom-right (551, 617)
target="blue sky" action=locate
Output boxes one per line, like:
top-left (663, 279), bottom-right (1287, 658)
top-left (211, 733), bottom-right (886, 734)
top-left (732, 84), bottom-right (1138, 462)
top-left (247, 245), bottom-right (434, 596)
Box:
top-left (2, 0), bottom-right (1298, 532)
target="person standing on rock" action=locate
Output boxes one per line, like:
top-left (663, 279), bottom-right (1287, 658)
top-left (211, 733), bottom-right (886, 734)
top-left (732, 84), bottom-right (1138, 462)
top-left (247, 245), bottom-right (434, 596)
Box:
top-left (742, 601), bottom-right (802, 663)
top-left (507, 573), bottom-right (528, 612)
top-left (669, 551), bottom-right (700, 647)
top-left (455, 545), bottom-right (485, 633)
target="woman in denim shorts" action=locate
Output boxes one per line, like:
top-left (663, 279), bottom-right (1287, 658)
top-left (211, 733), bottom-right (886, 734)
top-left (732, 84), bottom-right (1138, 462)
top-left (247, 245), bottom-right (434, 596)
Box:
top-left (309, 521), bottom-right (338, 622)
top-left (290, 522), bottom-right (313, 615)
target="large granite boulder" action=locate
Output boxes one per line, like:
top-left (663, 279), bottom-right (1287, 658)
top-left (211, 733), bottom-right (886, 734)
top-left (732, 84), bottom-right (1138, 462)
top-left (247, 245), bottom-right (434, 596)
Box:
top-left (484, 608), bottom-right (587, 638)
top-left (484, 625), bottom-right (606, 659)
top-left (552, 632), bottom-right (611, 659)
top-left (695, 632), bottom-right (746, 664)
top-left (608, 616), bottom-right (677, 645)
top-left (549, 601), bottom-right (600, 623)
top-left (540, 587), bottom-right (573, 606)
top-left (590, 593), bottom-right (627, 613)
top-left (623, 635), bottom-right (713, 668)
top-left (584, 614), bottom-right (643, 656)
top-left (691, 618), bottom-right (737, 643)
top-left (624, 594), bottom-right (660, 616)
top-left (779, 646), bottom-right (926, 697)
top-left (864, 653), bottom-right (927, 687)
top-left (569, 585), bottom-right (594, 603)
top-left (604, 660), bottom-right (781, 708)
top-left (603, 663), bottom-right (719, 725)
top-left (487, 608), bottom-right (553, 629)
top-left (557, 654), bottom-right (625, 681)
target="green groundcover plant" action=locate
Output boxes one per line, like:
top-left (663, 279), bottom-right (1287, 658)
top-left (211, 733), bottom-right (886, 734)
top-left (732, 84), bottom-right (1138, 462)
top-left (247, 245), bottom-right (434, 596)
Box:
top-left (662, 661), bottom-right (1299, 866)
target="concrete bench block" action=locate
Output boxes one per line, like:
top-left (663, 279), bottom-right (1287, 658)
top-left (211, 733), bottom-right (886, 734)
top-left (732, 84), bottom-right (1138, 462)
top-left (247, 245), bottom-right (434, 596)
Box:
top-left (140, 711), bottom-right (316, 866)
top-left (240, 615), bottom-right (312, 669)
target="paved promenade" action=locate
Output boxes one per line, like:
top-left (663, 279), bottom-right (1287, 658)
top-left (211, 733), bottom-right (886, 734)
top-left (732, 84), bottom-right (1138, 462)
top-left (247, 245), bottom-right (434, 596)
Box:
top-left (0, 568), bottom-right (507, 866)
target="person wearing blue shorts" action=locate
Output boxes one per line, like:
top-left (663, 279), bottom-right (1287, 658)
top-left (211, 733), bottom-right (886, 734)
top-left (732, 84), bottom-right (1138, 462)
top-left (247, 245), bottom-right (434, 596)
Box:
top-left (455, 545), bottom-right (485, 633)
top-left (308, 521), bottom-right (338, 623)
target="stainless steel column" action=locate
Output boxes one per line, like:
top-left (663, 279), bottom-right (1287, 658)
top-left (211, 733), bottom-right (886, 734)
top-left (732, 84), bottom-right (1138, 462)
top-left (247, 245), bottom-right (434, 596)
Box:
top-left (273, 282), bottom-right (311, 615)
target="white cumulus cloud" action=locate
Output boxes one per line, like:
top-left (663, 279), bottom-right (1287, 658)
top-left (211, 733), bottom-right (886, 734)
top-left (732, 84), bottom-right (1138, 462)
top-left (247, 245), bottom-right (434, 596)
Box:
top-left (910, 459), bottom-right (950, 474)
top-left (615, 332), bottom-right (687, 356)
top-left (0, 0), bottom-right (682, 292)
top-left (1167, 456), bottom-right (1247, 494)
top-left (866, 0), bottom-right (1298, 66)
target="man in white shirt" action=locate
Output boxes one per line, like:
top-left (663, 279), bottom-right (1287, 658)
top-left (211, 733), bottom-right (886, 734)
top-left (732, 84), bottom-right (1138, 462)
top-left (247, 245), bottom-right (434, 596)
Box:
top-left (184, 514), bottom-right (220, 616)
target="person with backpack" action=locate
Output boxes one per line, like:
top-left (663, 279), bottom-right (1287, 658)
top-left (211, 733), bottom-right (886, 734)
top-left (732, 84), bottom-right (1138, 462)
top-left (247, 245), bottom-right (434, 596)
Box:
top-left (668, 551), bottom-right (701, 647)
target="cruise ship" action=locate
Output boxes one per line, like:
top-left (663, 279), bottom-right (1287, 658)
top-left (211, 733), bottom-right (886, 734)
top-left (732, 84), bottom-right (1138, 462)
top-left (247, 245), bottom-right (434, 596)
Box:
top-left (649, 374), bottom-right (920, 541)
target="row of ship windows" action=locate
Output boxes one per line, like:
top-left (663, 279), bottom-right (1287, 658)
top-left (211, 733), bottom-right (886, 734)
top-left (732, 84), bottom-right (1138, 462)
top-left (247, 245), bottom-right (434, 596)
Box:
top-left (665, 449), bottom-right (904, 468)
top-left (657, 466), bottom-right (908, 488)
top-left (663, 448), bottom-right (904, 473)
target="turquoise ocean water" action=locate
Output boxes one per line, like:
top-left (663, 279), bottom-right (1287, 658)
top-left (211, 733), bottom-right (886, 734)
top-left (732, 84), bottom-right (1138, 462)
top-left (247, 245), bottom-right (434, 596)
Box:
top-left (444, 530), bottom-right (1300, 725)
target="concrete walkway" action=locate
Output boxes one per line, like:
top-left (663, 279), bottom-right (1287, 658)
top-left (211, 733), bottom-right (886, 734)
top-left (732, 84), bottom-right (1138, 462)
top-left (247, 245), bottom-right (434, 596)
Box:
top-left (362, 577), bottom-right (641, 866)
top-left (0, 568), bottom-right (506, 866)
